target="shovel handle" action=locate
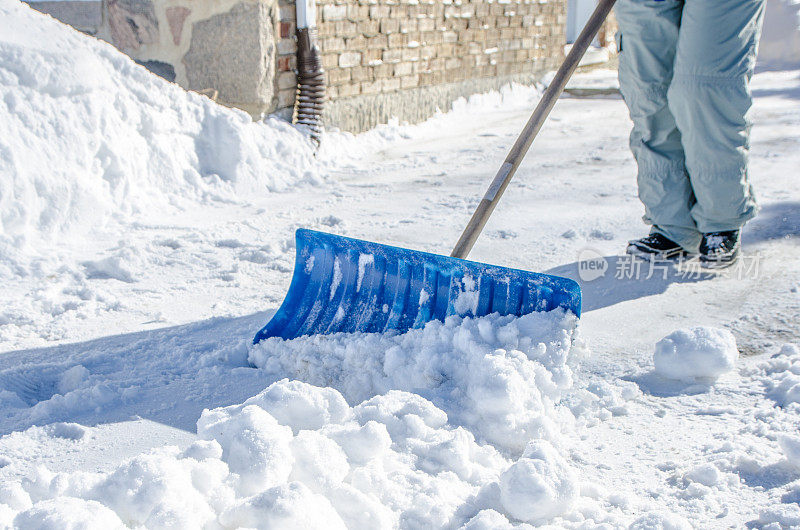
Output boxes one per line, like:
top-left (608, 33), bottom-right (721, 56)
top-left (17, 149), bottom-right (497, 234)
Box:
top-left (451, 0), bottom-right (617, 259)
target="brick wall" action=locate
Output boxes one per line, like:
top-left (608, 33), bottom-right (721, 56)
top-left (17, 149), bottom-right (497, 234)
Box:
top-left (276, 0), bottom-right (567, 131)
top-left (37, 0), bottom-right (571, 132)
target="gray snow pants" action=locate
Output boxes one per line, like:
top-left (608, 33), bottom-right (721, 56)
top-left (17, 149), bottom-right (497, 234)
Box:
top-left (615, 0), bottom-right (766, 251)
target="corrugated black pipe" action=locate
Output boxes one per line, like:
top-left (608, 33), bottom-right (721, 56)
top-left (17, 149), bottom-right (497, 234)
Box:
top-left (294, 27), bottom-right (325, 146)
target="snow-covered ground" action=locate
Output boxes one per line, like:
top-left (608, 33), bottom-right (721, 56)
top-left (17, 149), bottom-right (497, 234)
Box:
top-left (1, 0), bottom-right (800, 527)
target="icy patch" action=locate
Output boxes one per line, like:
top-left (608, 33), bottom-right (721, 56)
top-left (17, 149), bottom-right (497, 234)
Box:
top-left (653, 327), bottom-right (738, 383)
top-left (250, 309), bottom-right (580, 454)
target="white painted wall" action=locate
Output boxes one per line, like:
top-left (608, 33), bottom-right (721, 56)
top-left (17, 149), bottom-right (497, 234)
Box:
top-left (758, 0), bottom-right (800, 68)
top-left (566, 0), bottom-right (599, 44)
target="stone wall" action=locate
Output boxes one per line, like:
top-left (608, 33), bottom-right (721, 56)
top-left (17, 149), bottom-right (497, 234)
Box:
top-left (26, 0), bottom-right (103, 35)
top-left (95, 0), bottom-right (281, 116)
top-left (276, 0), bottom-right (568, 131)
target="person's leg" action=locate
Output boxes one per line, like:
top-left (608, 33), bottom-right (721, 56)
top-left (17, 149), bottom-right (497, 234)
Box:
top-left (667, 0), bottom-right (766, 234)
top-left (616, 0), bottom-right (701, 251)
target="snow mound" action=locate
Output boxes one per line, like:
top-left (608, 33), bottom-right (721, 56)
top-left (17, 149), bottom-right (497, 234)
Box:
top-left (0, 310), bottom-right (589, 528)
top-left (249, 309), bottom-right (581, 454)
top-left (0, 379), bottom-right (512, 528)
top-left (747, 343), bottom-right (800, 408)
top-left (11, 497), bottom-right (124, 530)
top-left (778, 434), bottom-right (800, 470)
top-left (755, 503), bottom-right (800, 530)
top-left (498, 440), bottom-right (578, 523)
top-left (0, 0), bottom-right (321, 254)
top-left (653, 327), bottom-right (739, 383)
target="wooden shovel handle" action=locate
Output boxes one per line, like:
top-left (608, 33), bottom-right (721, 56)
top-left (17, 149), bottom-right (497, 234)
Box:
top-left (451, 0), bottom-right (618, 259)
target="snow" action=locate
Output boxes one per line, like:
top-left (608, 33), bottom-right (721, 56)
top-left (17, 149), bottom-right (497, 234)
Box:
top-left (684, 463), bottom-right (721, 487)
top-left (11, 498), bottom-right (124, 530)
top-left (219, 483), bottom-right (347, 530)
top-left (628, 512), bottom-right (692, 530)
top-left (57, 365), bottom-right (90, 395)
top-left (0, 0), bottom-right (321, 251)
top-left (453, 274), bottom-right (480, 315)
top-left (498, 440), bottom-right (579, 523)
top-left (653, 327), bottom-right (739, 383)
top-left (0, 379), bottom-right (505, 527)
top-left (330, 257), bottom-right (343, 300)
top-left (779, 435), bottom-right (800, 470)
top-left (749, 343), bottom-right (800, 408)
top-left (1, 0), bottom-right (799, 528)
top-left (356, 253), bottom-right (374, 291)
top-left (0, 0), bottom-right (325, 331)
top-left (249, 310), bottom-right (580, 454)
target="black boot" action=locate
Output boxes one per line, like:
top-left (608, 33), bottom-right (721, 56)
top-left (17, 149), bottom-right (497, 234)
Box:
top-left (699, 230), bottom-right (740, 269)
top-left (626, 233), bottom-right (687, 261)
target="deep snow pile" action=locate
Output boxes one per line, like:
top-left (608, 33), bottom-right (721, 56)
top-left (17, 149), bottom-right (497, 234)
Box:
top-left (0, 380), bottom-right (505, 528)
top-left (250, 310), bottom-right (581, 454)
top-left (0, 0), bottom-right (320, 256)
top-left (0, 0), bottom-right (337, 350)
top-left (0, 312), bottom-right (597, 529)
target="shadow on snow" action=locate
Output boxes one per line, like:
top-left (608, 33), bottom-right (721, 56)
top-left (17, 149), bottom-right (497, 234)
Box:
top-left (546, 255), bottom-right (714, 313)
top-left (0, 311), bottom-right (275, 436)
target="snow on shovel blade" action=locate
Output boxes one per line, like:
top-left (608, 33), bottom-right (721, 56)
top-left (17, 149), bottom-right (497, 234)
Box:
top-left (253, 229), bottom-right (582, 342)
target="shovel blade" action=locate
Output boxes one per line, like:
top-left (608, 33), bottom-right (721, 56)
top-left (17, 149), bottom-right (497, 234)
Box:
top-left (254, 229), bottom-right (581, 343)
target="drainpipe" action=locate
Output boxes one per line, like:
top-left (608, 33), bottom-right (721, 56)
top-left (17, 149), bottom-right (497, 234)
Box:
top-left (293, 0), bottom-right (325, 145)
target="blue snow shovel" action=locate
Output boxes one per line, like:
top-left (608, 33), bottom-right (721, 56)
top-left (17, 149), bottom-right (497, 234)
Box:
top-left (253, 0), bottom-right (616, 343)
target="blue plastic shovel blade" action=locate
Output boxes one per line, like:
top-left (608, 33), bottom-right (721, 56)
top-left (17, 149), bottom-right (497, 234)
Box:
top-left (253, 229), bottom-right (581, 343)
